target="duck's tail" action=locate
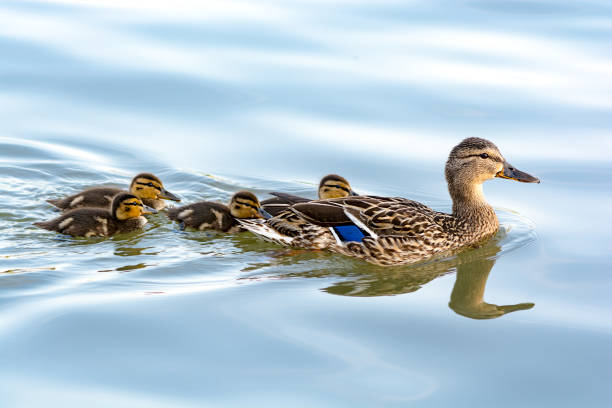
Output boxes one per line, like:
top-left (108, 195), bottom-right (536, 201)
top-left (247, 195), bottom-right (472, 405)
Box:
top-left (33, 221), bottom-right (51, 230)
top-left (236, 219), bottom-right (294, 246)
top-left (166, 207), bottom-right (180, 221)
top-left (46, 198), bottom-right (63, 209)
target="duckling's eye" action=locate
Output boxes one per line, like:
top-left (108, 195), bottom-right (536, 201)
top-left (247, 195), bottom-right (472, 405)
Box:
top-left (146, 182), bottom-right (154, 187)
top-left (479, 153), bottom-right (489, 159)
top-left (235, 200), bottom-right (259, 210)
top-left (325, 184), bottom-right (350, 193)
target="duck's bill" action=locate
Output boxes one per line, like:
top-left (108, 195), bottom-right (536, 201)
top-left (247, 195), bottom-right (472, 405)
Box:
top-left (349, 190), bottom-right (359, 196)
top-left (496, 162), bottom-right (540, 183)
top-left (159, 189), bottom-right (181, 201)
top-left (258, 208), bottom-right (273, 219)
top-left (142, 205), bottom-right (158, 215)
top-left (498, 302), bottom-right (535, 314)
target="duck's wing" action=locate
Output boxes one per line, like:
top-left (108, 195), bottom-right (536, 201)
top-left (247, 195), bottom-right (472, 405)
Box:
top-left (239, 206), bottom-right (334, 249)
top-left (288, 196), bottom-right (457, 266)
top-left (261, 192), bottom-right (311, 217)
top-left (291, 195), bottom-right (445, 237)
top-left (265, 192), bottom-right (311, 203)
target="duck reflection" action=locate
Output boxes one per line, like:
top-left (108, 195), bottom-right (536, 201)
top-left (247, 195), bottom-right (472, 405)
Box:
top-left (237, 232), bottom-right (534, 320)
top-left (325, 239), bottom-right (535, 319)
top-left (448, 244), bottom-right (534, 319)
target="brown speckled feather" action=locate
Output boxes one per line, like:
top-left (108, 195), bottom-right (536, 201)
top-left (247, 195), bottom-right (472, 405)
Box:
top-left (240, 209), bottom-right (335, 249)
top-left (47, 187), bottom-right (123, 211)
top-left (239, 138), bottom-right (538, 266)
top-left (261, 192), bottom-right (311, 217)
top-left (290, 195), bottom-right (497, 266)
top-left (239, 195), bottom-right (499, 266)
top-left (34, 208), bottom-right (147, 237)
top-left (167, 202), bottom-right (239, 232)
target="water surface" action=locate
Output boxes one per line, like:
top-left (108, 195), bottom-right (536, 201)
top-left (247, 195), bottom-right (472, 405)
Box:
top-left (1, 1), bottom-right (612, 407)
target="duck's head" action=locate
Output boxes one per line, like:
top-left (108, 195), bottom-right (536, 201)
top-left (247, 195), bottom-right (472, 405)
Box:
top-left (229, 191), bottom-right (269, 219)
top-left (129, 173), bottom-right (181, 202)
top-left (112, 193), bottom-right (157, 220)
top-left (318, 174), bottom-right (357, 199)
top-left (445, 138), bottom-right (539, 191)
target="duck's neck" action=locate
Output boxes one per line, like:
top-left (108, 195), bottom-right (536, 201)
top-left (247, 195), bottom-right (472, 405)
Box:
top-left (449, 182), bottom-right (497, 227)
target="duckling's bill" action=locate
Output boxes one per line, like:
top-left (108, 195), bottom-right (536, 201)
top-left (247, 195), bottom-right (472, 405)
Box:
top-left (142, 204), bottom-right (158, 214)
top-left (496, 162), bottom-right (540, 183)
top-left (159, 188), bottom-right (181, 201)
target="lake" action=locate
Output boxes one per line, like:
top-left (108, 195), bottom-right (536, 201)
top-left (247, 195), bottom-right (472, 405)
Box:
top-left (1, 0), bottom-right (611, 407)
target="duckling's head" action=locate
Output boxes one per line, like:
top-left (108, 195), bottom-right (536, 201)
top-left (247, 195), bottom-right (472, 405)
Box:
top-left (318, 174), bottom-right (356, 199)
top-left (445, 138), bottom-right (539, 192)
top-left (112, 193), bottom-right (155, 220)
top-left (229, 191), bottom-right (267, 219)
top-left (129, 173), bottom-right (181, 202)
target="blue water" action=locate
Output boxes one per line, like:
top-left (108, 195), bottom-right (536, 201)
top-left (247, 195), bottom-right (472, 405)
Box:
top-left (1, 1), bottom-right (612, 407)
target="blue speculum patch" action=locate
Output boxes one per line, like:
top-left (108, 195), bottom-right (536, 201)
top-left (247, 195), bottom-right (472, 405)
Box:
top-left (333, 225), bottom-right (366, 242)
top-left (260, 209), bottom-right (273, 219)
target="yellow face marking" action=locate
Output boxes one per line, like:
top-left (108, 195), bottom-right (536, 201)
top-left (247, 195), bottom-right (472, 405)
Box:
top-left (231, 198), bottom-right (262, 219)
top-left (319, 181), bottom-right (352, 199)
top-left (235, 198), bottom-right (258, 207)
top-left (117, 198), bottom-right (145, 220)
top-left (131, 178), bottom-right (164, 200)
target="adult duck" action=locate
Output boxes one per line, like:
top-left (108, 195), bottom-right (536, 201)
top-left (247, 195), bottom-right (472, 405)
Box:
top-left (238, 138), bottom-right (539, 266)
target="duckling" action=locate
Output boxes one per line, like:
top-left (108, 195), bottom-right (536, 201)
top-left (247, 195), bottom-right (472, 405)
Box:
top-left (47, 173), bottom-right (180, 211)
top-left (34, 193), bottom-right (154, 237)
top-left (166, 191), bottom-right (269, 232)
top-left (261, 174), bottom-right (357, 217)
top-left (238, 138), bottom-right (539, 266)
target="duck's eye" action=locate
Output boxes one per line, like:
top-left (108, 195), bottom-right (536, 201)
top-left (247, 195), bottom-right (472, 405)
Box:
top-left (479, 153), bottom-right (489, 159)
top-left (147, 183), bottom-right (154, 187)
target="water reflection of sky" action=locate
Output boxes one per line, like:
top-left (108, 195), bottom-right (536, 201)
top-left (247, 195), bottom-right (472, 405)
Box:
top-left (1, 0), bottom-right (612, 406)
top-left (1, 0), bottom-right (612, 171)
